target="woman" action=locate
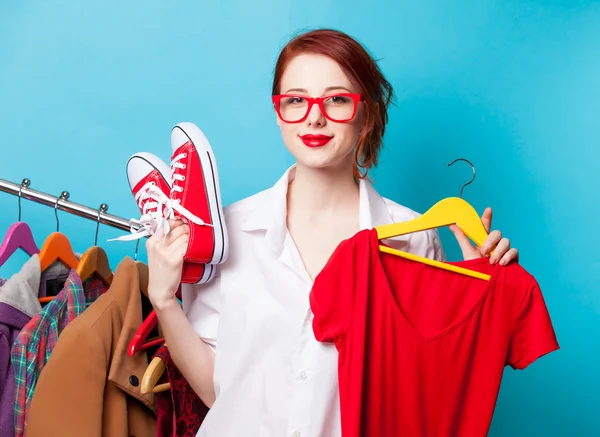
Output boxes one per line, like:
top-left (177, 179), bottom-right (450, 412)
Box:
top-left (147, 29), bottom-right (518, 436)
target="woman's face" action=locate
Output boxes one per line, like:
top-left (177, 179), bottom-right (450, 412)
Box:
top-left (275, 53), bottom-right (364, 172)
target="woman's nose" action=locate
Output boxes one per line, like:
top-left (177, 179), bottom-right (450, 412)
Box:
top-left (306, 103), bottom-right (326, 127)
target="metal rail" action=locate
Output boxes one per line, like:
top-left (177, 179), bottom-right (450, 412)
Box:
top-left (0, 177), bottom-right (138, 233)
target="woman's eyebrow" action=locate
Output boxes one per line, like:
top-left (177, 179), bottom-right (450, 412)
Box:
top-left (283, 86), bottom-right (353, 94)
top-left (324, 86), bottom-right (352, 93)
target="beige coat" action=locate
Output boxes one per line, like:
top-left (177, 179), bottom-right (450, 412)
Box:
top-left (26, 258), bottom-right (157, 437)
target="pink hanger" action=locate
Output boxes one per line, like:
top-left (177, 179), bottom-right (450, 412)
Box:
top-left (0, 222), bottom-right (40, 268)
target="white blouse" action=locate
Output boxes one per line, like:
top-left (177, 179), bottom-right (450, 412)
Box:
top-left (183, 165), bottom-right (445, 437)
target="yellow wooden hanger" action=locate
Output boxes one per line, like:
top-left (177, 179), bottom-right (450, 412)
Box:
top-left (141, 343), bottom-right (170, 394)
top-left (375, 159), bottom-right (491, 281)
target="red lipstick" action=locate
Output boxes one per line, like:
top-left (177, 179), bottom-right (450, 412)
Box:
top-left (300, 134), bottom-right (333, 148)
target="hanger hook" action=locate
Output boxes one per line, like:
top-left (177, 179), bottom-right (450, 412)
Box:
top-left (54, 191), bottom-right (70, 232)
top-left (18, 178), bottom-right (30, 222)
top-left (95, 204), bottom-right (108, 246)
top-left (447, 158), bottom-right (476, 199)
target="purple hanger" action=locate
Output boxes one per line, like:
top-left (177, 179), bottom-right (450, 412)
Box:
top-left (0, 222), bottom-right (40, 268)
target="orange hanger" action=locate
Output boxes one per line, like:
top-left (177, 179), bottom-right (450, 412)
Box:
top-left (39, 232), bottom-right (79, 272)
top-left (38, 232), bottom-right (79, 303)
top-left (76, 246), bottom-right (113, 287)
top-left (39, 192), bottom-right (79, 271)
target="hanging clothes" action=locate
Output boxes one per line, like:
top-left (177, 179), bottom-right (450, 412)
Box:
top-left (0, 254), bottom-right (70, 437)
top-left (25, 258), bottom-right (156, 437)
top-left (11, 268), bottom-right (106, 437)
top-left (0, 256), bottom-right (41, 437)
top-left (309, 228), bottom-right (559, 437)
top-left (153, 345), bottom-right (208, 437)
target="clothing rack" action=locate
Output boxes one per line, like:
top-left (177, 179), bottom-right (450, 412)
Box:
top-left (0, 177), bottom-right (139, 233)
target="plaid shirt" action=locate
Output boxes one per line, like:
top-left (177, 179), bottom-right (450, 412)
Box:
top-left (11, 270), bottom-right (106, 437)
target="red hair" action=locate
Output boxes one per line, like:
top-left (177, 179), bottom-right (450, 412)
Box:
top-left (272, 28), bottom-right (394, 179)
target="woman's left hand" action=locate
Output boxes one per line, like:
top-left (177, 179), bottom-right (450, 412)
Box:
top-left (450, 207), bottom-right (519, 265)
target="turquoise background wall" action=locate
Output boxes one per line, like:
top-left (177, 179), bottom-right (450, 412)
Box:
top-left (1, 1), bottom-right (598, 435)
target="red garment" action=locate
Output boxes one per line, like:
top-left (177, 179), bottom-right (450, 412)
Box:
top-left (310, 228), bottom-right (559, 437)
top-left (154, 366), bottom-right (173, 437)
top-left (153, 345), bottom-right (209, 437)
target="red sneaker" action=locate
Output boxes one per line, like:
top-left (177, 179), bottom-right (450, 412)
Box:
top-left (113, 152), bottom-right (216, 284)
top-left (170, 122), bottom-right (228, 265)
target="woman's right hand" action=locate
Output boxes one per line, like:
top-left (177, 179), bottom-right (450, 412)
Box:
top-left (144, 219), bottom-right (217, 407)
top-left (146, 219), bottom-right (190, 310)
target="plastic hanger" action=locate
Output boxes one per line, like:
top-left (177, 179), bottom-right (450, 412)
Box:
top-left (76, 205), bottom-right (113, 286)
top-left (128, 309), bottom-right (165, 355)
top-left (138, 260), bottom-right (169, 394)
top-left (128, 298), bottom-right (181, 356)
top-left (39, 233), bottom-right (79, 272)
top-left (141, 344), bottom-right (170, 394)
top-left (0, 223), bottom-right (40, 267)
top-left (0, 180), bottom-right (40, 267)
top-left (128, 264), bottom-right (180, 356)
top-left (39, 192), bottom-right (78, 271)
top-left (128, 244), bottom-right (165, 356)
top-left (375, 159), bottom-right (491, 281)
top-left (38, 192), bottom-right (80, 303)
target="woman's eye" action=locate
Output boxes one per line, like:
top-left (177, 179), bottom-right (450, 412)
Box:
top-left (329, 96), bottom-right (349, 104)
top-left (286, 97), bottom-right (306, 105)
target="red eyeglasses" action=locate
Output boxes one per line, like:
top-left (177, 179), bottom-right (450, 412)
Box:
top-left (272, 93), bottom-right (363, 123)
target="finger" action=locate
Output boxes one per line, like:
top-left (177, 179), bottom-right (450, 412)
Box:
top-left (481, 229), bottom-right (502, 256)
top-left (163, 222), bottom-right (190, 246)
top-left (489, 237), bottom-right (510, 264)
top-left (499, 248), bottom-right (519, 266)
top-left (169, 234), bottom-right (190, 259)
top-left (481, 207), bottom-right (492, 234)
top-left (146, 230), bottom-right (162, 251)
top-left (153, 222), bottom-right (167, 242)
top-left (450, 225), bottom-right (479, 260)
top-left (167, 219), bottom-right (188, 231)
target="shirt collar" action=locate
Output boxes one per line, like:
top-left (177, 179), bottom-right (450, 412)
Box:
top-left (35, 269), bottom-right (83, 323)
top-left (240, 164), bottom-right (395, 253)
top-left (0, 254), bottom-right (43, 319)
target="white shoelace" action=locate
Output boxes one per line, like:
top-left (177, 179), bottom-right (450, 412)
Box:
top-left (109, 176), bottom-right (212, 242)
top-left (170, 152), bottom-right (186, 195)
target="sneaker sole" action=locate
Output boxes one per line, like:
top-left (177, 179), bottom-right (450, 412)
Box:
top-left (172, 123), bottom-right (228, 265)
top-left (183, 262), bottom-right (215, 285)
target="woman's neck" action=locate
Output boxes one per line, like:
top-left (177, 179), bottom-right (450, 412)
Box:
top-left (287, 161), bottom-right (359, 219)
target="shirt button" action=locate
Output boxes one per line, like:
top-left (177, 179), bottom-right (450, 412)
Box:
top-left (293, 432), bottom-right (302, 437)
top-left (129, 375), bottom-right (139, 387)
top-left (300, 371), bottom-right (307, 381)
